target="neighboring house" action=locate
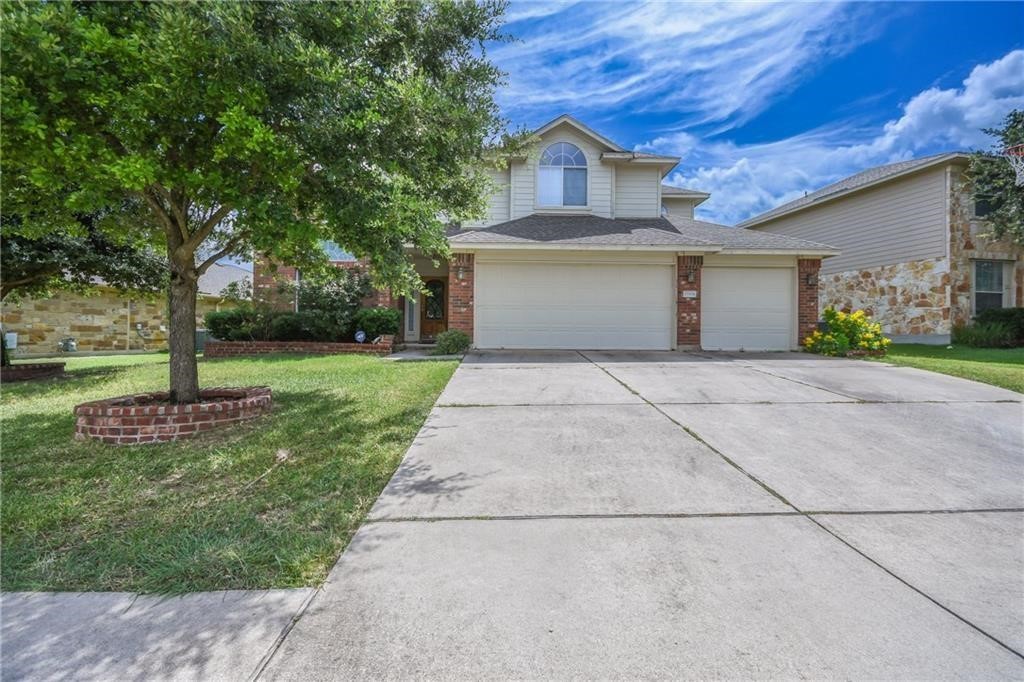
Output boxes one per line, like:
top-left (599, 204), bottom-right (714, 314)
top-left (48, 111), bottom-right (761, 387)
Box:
top-left (256, 115), bottom-right (839, 351)
top-left (740, 153), bottom-right (1023, 343)
top-left (1, 262), bottom-right (249, 356)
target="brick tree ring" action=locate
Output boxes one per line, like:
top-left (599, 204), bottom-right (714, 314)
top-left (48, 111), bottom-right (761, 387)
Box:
top-left (74, 387), bottom-right (272, 445)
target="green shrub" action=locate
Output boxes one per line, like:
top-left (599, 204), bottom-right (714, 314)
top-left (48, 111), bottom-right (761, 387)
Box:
top-left (278, 267), bottom-right (372, 338)
top-left (352, 307), bottom-right (400, 341)
top-left (804, 307), bottom-right (891, 356)
top-left (433, 329), bottom-right (470, 355)
top-left (205, 307), bottom-right (274, 341)
top-left (952, 321), bottom-right (1016, 348)
top-left (974, 307), bottom-right (1024, 344)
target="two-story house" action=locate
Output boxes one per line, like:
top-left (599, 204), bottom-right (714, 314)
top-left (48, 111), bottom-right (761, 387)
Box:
top-left (258, 115), bottom-right (839, 351)
top-left (740, 153), bottom-right (1023, 343)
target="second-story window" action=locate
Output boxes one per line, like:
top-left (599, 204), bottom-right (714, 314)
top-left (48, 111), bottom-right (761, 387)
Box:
top-left (538, 142), bottom-right (587, 206)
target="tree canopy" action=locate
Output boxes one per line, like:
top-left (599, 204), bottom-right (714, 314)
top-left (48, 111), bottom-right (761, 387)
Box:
top-left (0, 214), bottom-right (166, 301)
top-left (968, 109), bottom-right (1024, 246)
top-left (2, 0), bottom-right (510, 401)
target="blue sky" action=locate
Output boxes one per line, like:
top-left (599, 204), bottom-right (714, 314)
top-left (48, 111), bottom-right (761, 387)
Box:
top-left (491, 1), bottom-right (1024, 225)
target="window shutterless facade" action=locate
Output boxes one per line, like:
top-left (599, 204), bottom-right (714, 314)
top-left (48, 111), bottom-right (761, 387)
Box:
top-left (972, 259), bottom-right (1011, 314)
top-left (538, 142), bottom-right (587, 207)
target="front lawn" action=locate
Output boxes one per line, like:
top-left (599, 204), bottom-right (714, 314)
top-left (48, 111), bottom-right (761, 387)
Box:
top-left (1, 353), bottom-right (456, 593)
top-left (868, 344), bottom-right (1024, 393)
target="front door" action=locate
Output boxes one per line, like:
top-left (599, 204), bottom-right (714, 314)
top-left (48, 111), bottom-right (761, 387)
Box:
top-left (421, 279), bottom-right (447, 340)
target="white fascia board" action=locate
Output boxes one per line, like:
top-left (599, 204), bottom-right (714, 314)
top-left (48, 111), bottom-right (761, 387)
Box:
top-left (718, 248), bottom-right (840, 258)
top-left (450, 242), bottom-right (722, 253)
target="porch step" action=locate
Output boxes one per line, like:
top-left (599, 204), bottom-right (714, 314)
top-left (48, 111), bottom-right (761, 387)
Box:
top-left (402, 342), bottom-right (437, 350)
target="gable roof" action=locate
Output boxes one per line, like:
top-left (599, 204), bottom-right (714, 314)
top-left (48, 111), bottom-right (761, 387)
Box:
top-left (532, 114), bottom-right (626, 152)
top-left (448, 214), bottom-right (837, 255)
top-left (739, 152), bottom-right (968, 228)
top-left (661, 184), bottom-right (711, 206)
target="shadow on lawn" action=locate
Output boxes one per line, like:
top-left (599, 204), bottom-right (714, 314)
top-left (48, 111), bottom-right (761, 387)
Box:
top-left (1, 385), bottom-right (443, 593)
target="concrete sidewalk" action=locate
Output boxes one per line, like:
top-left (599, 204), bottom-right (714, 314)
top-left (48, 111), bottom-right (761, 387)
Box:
top-left (1, 589), bottom-right (313, 681)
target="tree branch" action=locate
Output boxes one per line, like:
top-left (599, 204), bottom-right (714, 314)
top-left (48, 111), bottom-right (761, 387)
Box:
top-left (186, 203), bottom-right (234, 252)
top-left (197, 234), bottom-right (244, 274)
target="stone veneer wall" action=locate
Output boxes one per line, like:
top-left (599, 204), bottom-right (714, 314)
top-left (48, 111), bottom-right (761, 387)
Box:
top-left (1, 290), bottom-right (226, 356)
top-left (947, 170), bottom-right (1023, 327)
top-left (819, 257), bottom-right (951, 337)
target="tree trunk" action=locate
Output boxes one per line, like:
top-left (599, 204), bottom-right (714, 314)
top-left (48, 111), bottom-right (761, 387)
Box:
top-left (168, 264), bottom-right (200, 404)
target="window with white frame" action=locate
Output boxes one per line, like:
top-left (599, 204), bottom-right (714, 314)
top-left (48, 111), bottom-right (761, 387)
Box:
top-left (973, 260), bottom-right (1009, 314)
top-left (538, 142), bottom-right (587, 206)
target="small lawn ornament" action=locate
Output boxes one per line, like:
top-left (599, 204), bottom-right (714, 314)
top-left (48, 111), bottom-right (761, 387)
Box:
top-left (354, 330), bottom-right (367, 343)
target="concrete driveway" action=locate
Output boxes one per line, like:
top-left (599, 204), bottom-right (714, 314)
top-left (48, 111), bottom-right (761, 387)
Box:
top-left (263, 351), bottom-right (1024, 680)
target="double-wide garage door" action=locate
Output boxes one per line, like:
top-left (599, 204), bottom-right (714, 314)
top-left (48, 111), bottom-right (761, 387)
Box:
top-left (475, 258), bottom-right (674, 350)
top-left (472, 256), bottom-right (797, 351)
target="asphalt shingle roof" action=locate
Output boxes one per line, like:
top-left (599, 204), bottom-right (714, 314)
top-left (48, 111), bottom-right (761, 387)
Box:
top-left (448, 214), bottom-right (837, 252)
top-left (197, 262), bottom-right (250, 297)
top-left (738, 152), bottom-right (967, 228)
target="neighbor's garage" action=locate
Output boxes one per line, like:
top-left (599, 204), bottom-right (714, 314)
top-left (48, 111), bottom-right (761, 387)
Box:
top-left (474, 253), bottom-right (675, 350)
top-left (700, 256), bottom-right (796, 351)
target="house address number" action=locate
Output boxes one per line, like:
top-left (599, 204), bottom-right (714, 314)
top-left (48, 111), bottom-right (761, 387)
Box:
top-left (681, 291), bottom-right (698, 299)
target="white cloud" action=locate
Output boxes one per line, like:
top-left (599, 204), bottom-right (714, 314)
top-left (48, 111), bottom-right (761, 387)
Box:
top-left (494, 1), bottom-right (883, 130)
top-left (652, 50), bottom-right (1024, 225)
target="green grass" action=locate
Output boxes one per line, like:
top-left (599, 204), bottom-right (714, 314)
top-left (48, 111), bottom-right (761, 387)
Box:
top-left (868, 344), bottom-right (1024, 393)
top-left (2, 353), bottom-right (457, 593)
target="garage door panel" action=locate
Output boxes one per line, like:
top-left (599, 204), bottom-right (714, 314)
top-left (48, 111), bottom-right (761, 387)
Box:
top-left (475, 261), bottom-right (673, 350)
top-left (701, 268), bottom-right (794, 351)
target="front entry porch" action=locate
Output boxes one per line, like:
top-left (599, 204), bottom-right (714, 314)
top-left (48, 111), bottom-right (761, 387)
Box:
top-left (401, 256), bottom-right (450, 343)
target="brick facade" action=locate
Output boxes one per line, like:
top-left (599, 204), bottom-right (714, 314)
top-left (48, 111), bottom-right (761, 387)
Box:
top-left (253, 256), bottom-right (298, 311)
top-left (75, 387), bottom-right (273, 445)
top-left (676, 255), bottom-right (702, 349)
top-left (448, 253), bottom-right (475, 341)
top-left (798, 258), bottom-right (822, 342)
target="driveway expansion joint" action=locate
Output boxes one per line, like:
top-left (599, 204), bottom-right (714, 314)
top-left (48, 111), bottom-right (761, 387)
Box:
top-left (577, 349), bottom-right (1024, 662)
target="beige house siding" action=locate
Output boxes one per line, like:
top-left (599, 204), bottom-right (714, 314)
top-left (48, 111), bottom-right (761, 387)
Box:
top-left (614, 166), bottom-right (661, 218)
top-left (2, 290), bottom-right (229, 356)
top-left (752, 165), bottom-right (948, 275)
top-left (662, 197), bottom-right (695, 219)
top-left (509, 125), bottom-right (614, 220)
top-left (463, 166), bottom-right (510, 228)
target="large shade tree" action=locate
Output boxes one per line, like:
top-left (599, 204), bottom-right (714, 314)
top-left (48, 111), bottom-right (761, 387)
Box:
top-left (2, 0), bottom-right (509, 402)
top-left (968, 109), bottom-right (1024, 246)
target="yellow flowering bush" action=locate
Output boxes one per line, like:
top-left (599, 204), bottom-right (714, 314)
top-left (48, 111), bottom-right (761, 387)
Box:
top-left (803, 307), bottom-right (891, 357)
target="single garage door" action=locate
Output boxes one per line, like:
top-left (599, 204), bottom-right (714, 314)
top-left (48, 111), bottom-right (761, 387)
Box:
top-left (701, 267), bottom-right (795, 351)
top-left (475, 259), bottom-right (674, 350)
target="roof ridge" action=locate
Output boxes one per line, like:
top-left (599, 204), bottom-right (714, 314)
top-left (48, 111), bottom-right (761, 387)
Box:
top-left (739, 151), bottom-right (967, 228)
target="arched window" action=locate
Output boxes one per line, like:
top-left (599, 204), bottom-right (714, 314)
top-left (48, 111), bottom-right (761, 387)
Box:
top-left (538, 142), bottom-right (587, 206)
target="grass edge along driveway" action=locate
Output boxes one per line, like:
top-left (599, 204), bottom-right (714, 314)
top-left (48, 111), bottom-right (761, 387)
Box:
top-left (1, 353), bottom-right (457, 594)
top-left (867, 343), bottom-right (1024, 393)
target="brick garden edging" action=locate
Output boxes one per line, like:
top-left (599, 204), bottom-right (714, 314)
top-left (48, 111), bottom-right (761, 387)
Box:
top-left (75, 387), bottom-right (272, 445)
top-left (1, 362), bottom-right (66, 382)
top-left (204, 336), bottom-right (394, 358)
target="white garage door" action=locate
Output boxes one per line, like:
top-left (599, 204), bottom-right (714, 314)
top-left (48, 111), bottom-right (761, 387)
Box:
top-left (475, 259), bottom-right (674, 350)
top-left (701, 267), bottom-right (795, 351)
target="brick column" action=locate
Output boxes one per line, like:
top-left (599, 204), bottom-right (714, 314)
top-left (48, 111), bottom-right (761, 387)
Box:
top-left (677, 255), bottom-right (702, 350)
top-left (253, 255), bottom-right (298, 311)
top-left (797, 258), bottom-right (822, 342)
top-left (448, 253), bottom-right (474, 342)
